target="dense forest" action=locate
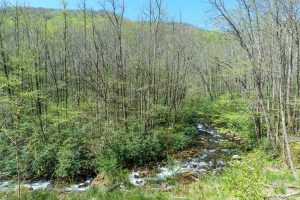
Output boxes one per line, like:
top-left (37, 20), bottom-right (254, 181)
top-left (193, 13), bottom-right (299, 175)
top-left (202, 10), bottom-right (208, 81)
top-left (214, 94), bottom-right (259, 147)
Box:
top-left (1, 0), bottom-right (300, 199)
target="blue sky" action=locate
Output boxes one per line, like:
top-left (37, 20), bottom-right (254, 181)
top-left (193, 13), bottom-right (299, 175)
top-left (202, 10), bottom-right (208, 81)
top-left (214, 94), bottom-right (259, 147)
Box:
top-left (8, 0), bottom-right (235, 29)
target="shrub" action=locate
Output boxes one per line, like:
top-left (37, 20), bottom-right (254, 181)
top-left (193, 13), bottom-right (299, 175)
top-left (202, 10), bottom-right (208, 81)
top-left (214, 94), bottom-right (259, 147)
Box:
top-left (148, 105), bottom-right (170, 127)
top-left (22, 142), bottom-right (58, 178)
top-left (109, 129), bottom-right (163, 167)
top-left (155, 127), bottom-right (190, 152)
top-left (98, 121), bottom-right (194, 170)
top-left (0, 135), bottom-right (17, 176)
top-left (55, 129), bottom-right (94, 179)
top-left (96, 152), bottom-right (121, 180)
top-left (168, 132), bottom-right (190, 151)
top-left (177, 105), bottom-right (199, 125)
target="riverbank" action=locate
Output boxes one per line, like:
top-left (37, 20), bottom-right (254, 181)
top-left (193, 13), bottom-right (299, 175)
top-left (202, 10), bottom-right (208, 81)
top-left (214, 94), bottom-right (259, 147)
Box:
top-left (0, 123), bottom-right (236, 193)
top-left (2, 123), bottom-right (299, 199)
top-left (1, 148), bottom-right (299, 200)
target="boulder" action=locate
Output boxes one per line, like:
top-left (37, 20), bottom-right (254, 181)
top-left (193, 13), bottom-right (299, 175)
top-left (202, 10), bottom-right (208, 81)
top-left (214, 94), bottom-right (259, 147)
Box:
top-left (191, 163), bottom-right (198, 168)
top-left (131, 178), bottom-right (145, 186)
top-left (217, 160), bottom-right (225, 167)
top-left (139, 170), bottom-right (149, 177)
top-left (20, 186), bottom-right (33, 191)
top-left (91, 172), bottom-right (113, 188)
top-left (78, 182), bottom-right (89, 188)
top-left (232, 155), bottom-right (241, 160)
top-left (129, 171), bottom-right (146, 186)
top-left (0, 173), bottom-right (7, 180)
top-left (163, 185), bottom-right (173, 192)
top-left (181, 168), bottom-right (199, 179)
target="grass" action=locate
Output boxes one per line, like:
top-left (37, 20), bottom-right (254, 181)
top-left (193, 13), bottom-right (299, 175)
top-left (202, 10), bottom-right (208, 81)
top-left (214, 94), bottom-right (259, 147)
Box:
top-left (274, 184), bottom-right (287, 194)
top-left (0, 190), bottom-right (59, 200)
top-left (0, 188), bottom-right (167, 200)
top-left (65, 188), bottom-right (167, 200)
top-left (171, 149), bottom-right (299, 200)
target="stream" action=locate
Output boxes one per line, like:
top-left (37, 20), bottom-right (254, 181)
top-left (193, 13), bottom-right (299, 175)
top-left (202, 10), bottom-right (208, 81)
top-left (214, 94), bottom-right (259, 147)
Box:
top-left (0, 123), bottom-right (233, 192)
top-left (129, 123), bottom-right (232, 186)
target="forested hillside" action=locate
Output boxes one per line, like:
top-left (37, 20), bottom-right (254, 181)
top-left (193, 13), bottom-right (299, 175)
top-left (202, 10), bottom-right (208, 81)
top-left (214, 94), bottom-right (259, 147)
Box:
top-left (1, 0), bottom-right (300, 199)
top-left (0, 0), bottom-right (228, 179)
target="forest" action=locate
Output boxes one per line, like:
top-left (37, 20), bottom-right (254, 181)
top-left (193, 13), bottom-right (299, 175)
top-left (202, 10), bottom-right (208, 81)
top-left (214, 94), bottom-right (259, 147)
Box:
top-left (0, 0), bottom-right (300, 199)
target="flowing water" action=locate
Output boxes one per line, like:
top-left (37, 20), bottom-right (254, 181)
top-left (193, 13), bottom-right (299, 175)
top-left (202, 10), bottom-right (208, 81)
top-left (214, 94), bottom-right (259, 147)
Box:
top-left (0, 123), bottom-right (233, 191)
top-left (129, 123), bottom-right (232, 186)
top-left (0, 179), bottom-right (93, 192)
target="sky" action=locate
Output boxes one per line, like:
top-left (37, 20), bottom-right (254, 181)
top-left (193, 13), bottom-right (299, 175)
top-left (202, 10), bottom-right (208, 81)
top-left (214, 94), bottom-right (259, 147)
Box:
top-left (8, 0), bottom-right (236, 29)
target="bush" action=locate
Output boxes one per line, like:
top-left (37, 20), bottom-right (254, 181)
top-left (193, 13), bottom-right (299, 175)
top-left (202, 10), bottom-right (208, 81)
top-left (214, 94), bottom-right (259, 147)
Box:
top-left (168, 132), bottom-right (190, 151)
top-left (155, 127), bottom-right (191, 152)
top-left (23, 141), bottom-right (58, 178)
top-left (55, 129), bottom-right (94, 179)
top-left (96, 152), bottom-right (121, 180)
top-left (109, 128), bottom-right (163, 167)
top-left (97, 121), bottom-right (194, 170)
top-left (0, 135), bottom-right (17, 176)
top-left (177, 105), bottom-right (199, 125)
top-left (149, 105), bottom-right (170, 127)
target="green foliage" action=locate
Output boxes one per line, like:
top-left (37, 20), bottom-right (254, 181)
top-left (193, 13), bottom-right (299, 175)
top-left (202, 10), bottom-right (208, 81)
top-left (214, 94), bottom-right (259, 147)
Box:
top-left (177, 104), bottom-right (199, 125)
top-left (0, 188), bottom-right (167, 200)
top-left (0, 98), bottom-right (196, 180)
top-left (259, 137), bottom-right (277, 155)
top-left (110, 128), bottom-right (164, 167)
top-left (156, 128), bottom-right (190, 152)
top-left (55, 130), bottom-right (93, 179)
top-left (0, 100), bottom-right (97, 179)
top-left (22, 141), bottom-right (58, 178)
top-left (168, 132), bottom-right (190, 151)
top-left (211, 94), bottom-right (253, 135)
top-left (184, 150), bottom-right (294, 200)
top-left (95, 110), bottom-right (197, 171)
top-left (0, 190), bottom-right (59, 200)
top-left (218, 153), bottom-right (266, 199)
top-left (69, 188), bottom-right (167, 200)
top-left (274, 184), bottom-right (286, 194)
top-left (181, 148), bottom-right (300, 200)
top-left (0, 136), bottom-right (16, 175)
top-left (193, 94), bottom-right (255, 143)
top-left (97, 152), bottom-right (121, 180)
top-left (149, 105), bottom-right (170, 127)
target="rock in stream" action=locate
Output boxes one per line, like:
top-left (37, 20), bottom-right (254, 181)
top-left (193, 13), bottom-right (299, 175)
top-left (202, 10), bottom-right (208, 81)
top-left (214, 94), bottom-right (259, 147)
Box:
top-left (0, 179), bottom-right (93, 192)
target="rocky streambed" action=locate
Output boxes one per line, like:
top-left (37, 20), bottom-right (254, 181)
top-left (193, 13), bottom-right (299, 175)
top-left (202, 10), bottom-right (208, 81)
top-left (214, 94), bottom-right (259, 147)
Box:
top-left (0, 179), bottom-right (93, 192)
top-left (0, 123), bottom-right (237, 192)
top-left (129, 123), bottom-right (235, 186)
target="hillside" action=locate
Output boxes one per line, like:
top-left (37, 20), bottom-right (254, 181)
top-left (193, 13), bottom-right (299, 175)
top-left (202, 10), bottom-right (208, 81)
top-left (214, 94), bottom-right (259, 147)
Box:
top-left (1, 1), bottom-right (300, 200)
